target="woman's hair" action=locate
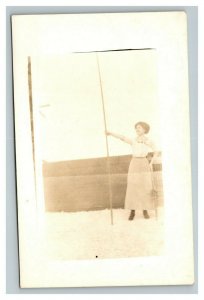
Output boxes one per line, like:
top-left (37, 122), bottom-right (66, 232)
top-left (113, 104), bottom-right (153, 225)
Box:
top-left (135, 122), bottom-right (150, 134)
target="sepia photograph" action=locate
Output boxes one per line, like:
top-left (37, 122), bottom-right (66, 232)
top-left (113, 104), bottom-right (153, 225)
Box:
top-left (30, 50), bottom-right (164, 261)
top-left (11, 11), bottom-right (194, 287)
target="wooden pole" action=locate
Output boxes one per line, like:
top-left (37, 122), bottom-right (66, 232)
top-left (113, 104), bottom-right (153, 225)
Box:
top-left (96, 53), bottom-right (114, 225)
top-left (28, 56), bottom-right (37, 204)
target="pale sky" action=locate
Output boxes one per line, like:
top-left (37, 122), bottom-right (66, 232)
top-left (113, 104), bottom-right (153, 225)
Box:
top-left (32, 50), bottom-right (161, 162)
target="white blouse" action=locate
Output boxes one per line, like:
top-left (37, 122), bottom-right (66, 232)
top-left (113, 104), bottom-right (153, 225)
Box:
top-left (131, 137), bottom-right (155, 157)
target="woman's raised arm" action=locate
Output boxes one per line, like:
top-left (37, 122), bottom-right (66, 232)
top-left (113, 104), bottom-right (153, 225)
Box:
top-left (106, 131), bottom-right (132, 145)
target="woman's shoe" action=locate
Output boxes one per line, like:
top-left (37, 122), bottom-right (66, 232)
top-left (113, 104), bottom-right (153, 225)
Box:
top-left (143, 210), bottom-right (150, 219)
top-left (128, 210), bottom-right (135, 220)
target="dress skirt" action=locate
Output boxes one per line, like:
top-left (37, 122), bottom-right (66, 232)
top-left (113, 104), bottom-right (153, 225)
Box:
top-left (124, 157), bottom-right (154, 210)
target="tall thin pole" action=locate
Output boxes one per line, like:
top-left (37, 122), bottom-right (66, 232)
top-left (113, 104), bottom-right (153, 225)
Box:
top-left (96, 53), bottom-right (114, 225)
top-left (28, 56), bottom-right (37, 205)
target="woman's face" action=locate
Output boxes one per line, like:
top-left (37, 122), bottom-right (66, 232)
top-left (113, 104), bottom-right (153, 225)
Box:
top-left (135, 124), bottom-right (145, 136)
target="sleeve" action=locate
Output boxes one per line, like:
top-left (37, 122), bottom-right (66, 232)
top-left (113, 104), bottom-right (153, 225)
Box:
top-left (146, 138), bottom-right (156, 151)
top-left (122, 136), bottom-right (133, 145)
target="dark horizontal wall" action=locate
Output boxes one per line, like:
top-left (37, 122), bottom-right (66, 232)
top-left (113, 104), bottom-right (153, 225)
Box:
top-left (43, 155), bottom-right (132, 177)
top-left (43, 154), bottom-right (163, 212)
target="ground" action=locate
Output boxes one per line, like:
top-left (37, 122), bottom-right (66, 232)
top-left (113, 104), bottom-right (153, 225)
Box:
top-left (42, 208), bottom-right (164, 261)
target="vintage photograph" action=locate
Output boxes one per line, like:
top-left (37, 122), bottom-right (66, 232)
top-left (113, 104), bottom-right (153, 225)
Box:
top-left (30, 50), bottom-right (164, 260)
top-left (12, 12), bottom-right (194, 287)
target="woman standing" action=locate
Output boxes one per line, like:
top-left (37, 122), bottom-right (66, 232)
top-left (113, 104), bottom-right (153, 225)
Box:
top-left (106, 122), bottom-right (157, 220)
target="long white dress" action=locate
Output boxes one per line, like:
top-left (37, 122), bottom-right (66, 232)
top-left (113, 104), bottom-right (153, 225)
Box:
top-left (124, 137), bottom-right (155, 210)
